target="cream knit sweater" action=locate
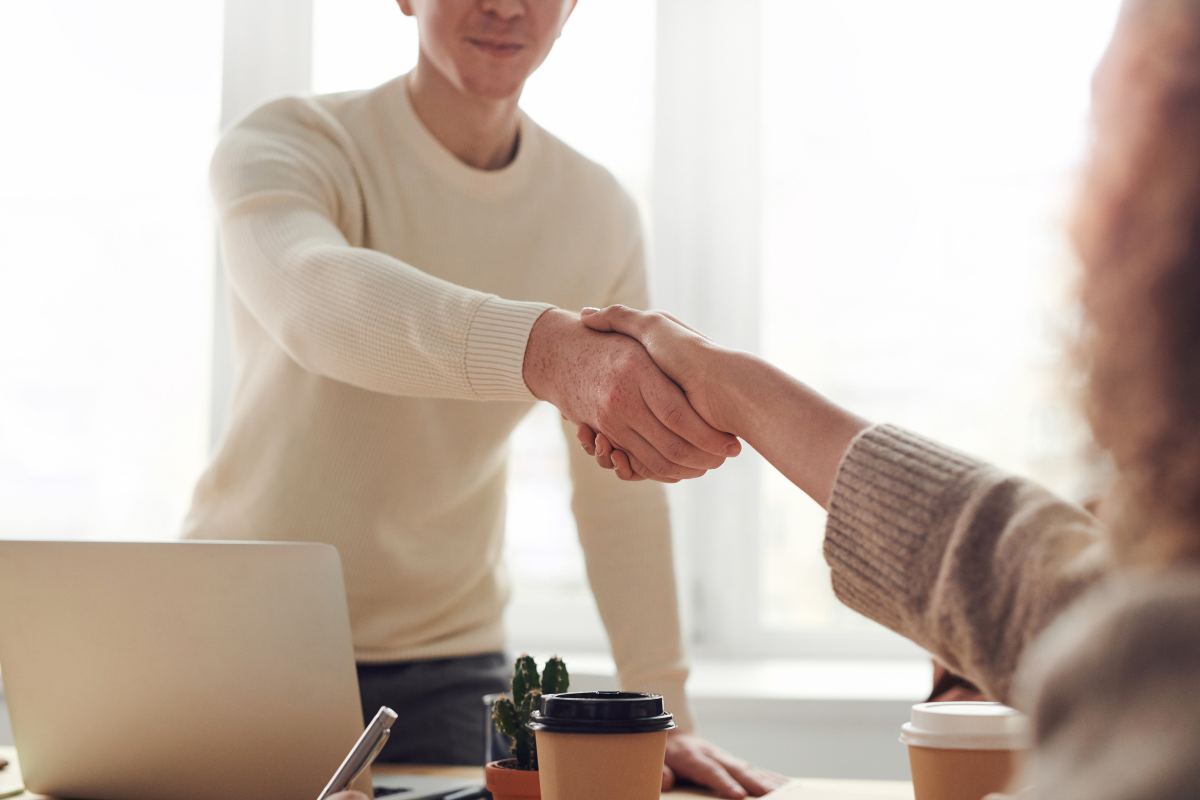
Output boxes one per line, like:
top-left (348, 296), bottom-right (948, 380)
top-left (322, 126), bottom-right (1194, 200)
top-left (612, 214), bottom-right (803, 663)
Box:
top-left (827, 425), bottom-right (1200, 799)
top-left (183, 75), bottom-right (692, 729)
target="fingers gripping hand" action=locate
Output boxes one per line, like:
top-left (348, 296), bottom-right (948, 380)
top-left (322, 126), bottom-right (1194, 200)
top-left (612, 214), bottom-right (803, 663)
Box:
top-left (526, 310), bottom-right (737, 482)
top-left (576, 424), bottom-right (653, 482)
top-left (580, 306), bottom-right (739, 443)
top-left (576, 424), bottom-right (650, 482)
top-left (662, 733), bottom-right (788, 799)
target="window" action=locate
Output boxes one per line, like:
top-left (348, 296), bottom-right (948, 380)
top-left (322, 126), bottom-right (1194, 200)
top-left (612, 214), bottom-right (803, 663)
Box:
top-left (0, 1), bottom-right (222, 541)
top-left (294, 0), bottom-right (1132, 661)
top-left (5, 0), bottom-right (1128, 664)
top-left (754, 0), bottom-right (1123, 647)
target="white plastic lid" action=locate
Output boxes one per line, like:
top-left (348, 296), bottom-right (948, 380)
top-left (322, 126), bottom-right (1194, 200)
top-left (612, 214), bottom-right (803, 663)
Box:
top-left (899, 702), bottom-right (1031, 751)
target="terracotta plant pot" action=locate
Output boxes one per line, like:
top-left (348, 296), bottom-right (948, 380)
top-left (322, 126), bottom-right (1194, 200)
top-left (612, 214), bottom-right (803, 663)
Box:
top-left (485, 759), bottom-right (541, 800)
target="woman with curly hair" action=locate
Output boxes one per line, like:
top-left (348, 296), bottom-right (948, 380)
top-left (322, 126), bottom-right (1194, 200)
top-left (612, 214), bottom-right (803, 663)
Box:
top-left (576, 0), bottom-right (1200, 796)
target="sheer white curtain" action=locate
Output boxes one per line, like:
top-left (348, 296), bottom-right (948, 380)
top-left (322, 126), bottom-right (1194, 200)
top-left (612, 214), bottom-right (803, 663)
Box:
top-left (0, 1), bottom-right (222, 542)
top-left (651, 0), bottom-right (769, 653)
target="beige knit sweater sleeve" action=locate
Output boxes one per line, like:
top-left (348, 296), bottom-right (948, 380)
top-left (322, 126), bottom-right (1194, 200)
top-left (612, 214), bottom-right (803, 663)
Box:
top-left (823, 424), bottom-right (1112, 704)
top-left (824, 425), bottom-right (1200, 800)
top-left (1018, 572), bottom-right (1200, 800)
top-left (211, 98), bottom-right (553, 401)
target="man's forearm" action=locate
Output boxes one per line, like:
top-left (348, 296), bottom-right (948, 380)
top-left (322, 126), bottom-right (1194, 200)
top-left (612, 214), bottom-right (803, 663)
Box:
top-left (712, 351), bottom-right (870, 508)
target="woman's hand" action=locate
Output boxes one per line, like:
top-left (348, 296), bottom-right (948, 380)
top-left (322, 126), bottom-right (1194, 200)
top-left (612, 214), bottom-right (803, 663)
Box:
top-left (326, 793), bottom-right (369, 800)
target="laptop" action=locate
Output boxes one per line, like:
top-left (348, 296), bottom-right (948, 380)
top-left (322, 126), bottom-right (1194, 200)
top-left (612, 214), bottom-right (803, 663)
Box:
top-left (0, 540), bottom-right (371, 800)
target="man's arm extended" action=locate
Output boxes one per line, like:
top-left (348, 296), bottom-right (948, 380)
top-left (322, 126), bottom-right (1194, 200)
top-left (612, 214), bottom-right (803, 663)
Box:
top-left (212, 99), bottom-right (736, 480)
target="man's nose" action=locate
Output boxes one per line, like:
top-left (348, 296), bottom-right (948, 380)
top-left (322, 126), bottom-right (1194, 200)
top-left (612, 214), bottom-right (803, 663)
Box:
top-left (479, 0), bottom-right (525, 21)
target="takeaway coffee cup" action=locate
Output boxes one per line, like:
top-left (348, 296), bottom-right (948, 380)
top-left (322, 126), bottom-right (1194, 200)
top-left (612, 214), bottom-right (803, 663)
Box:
top-left (900, 702), bottom-right (1031, 800)
top-left (528, 691), bottom-right (675, 800)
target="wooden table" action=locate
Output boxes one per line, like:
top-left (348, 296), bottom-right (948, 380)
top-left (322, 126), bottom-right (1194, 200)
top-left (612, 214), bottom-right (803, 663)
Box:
top-left (0, 746), bottom-right (913, 799)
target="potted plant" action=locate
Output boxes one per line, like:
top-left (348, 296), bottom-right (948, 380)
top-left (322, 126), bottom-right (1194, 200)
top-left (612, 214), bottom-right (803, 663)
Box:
top-left (485, 654), bottom-right (570, 800)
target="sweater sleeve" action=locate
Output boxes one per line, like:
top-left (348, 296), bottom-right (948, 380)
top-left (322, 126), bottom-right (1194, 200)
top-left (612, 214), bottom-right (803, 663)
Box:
top-left (1017, 574), bottom-right (1200, 800)
top-left (565, 233), bottom-right (694, 731)
top-left (211, 97), bottom-right (553, 401)
top-left (823, 424), bottom-right (1112, 705)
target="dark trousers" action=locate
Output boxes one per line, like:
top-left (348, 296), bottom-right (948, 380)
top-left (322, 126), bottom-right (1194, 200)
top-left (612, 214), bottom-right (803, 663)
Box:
top-left (357, 652), bottom-right (510, 765)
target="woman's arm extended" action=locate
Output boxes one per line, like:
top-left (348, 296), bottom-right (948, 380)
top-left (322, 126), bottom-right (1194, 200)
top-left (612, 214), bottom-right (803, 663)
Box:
top-left (578, 305), bottom-right (1112, 704)
top-left (577, 305), bottom-right (868, 508)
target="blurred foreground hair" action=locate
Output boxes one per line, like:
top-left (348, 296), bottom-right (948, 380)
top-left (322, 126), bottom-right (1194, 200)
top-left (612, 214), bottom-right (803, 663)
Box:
top-left (1075, 0), bottom-right (1200, 563)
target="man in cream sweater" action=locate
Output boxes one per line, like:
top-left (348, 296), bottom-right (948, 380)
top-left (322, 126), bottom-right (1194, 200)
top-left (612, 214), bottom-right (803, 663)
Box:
top-left (185, 0), bottom-right (781, 796)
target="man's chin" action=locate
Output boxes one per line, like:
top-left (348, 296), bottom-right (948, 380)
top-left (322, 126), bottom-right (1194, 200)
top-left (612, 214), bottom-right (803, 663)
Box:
top-left (459, 72), bottom-right (528, 102)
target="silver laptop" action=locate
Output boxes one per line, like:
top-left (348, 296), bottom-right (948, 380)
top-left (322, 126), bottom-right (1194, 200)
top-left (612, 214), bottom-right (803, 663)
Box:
top-left (0, 540), bottom-right (369, 800)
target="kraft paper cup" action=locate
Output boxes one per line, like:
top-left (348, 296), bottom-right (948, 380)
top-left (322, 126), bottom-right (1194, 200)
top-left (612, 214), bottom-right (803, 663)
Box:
top-left (529, 691), bottom-right (675, 800)
top-left (900, 702), bottom-right (1031, 800)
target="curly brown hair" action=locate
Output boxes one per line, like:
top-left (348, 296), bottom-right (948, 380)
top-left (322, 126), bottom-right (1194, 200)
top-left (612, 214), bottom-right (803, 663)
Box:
top-left (1075, 0), bottom-right (1200, 564)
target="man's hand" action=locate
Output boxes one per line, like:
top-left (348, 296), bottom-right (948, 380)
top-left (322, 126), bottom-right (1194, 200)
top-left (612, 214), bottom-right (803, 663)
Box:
top-left (573, 305), bottom-right (738, 482)
top-left (662, 732), bottom-right (788, 798)
top-left (579, 306), bottom-right (732, 430)
top-left (327, 793), bottom-right (369, 800)
top-left (523, 309), bottom-right (740, 482)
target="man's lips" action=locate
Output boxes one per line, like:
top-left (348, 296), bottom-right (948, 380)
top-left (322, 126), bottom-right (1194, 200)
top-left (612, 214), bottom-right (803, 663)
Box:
top-left (467, 38), bottom-right (526, 58)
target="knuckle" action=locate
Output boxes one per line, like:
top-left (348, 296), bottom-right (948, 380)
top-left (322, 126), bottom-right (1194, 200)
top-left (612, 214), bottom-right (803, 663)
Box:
top-left (647, 455), bottom-right (675, 478)
top-left (662, 437), bottom-right (690, 463)
top-left (661, 403), bottom-right (687, 431)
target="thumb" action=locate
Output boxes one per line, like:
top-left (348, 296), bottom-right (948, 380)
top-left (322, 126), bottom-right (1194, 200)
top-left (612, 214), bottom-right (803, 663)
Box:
top-left (580, 306), bottom-right (615, 332)
top-left (579, 305), bottom-right (648, 338)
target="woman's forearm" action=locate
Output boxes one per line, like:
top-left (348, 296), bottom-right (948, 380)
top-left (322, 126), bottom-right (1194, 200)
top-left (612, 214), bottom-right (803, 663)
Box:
top-left (712, 351), bottom-right (871, 508)
top-left (575, 305), bottom-right (869, 499)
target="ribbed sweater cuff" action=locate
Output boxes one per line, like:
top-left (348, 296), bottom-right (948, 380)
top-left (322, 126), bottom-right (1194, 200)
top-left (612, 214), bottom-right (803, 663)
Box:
top-left (823, 424), bottom-right (983, 632)
top-left (464, 297), bottom-right (555, 401)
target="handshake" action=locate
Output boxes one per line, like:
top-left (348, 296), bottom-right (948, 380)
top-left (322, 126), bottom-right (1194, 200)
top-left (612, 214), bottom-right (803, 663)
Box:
top-left (522, 305), bottom-right (747, 484)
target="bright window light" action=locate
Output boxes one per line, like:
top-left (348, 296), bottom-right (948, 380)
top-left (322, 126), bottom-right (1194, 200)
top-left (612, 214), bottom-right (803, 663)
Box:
top-left (758, 0), bottom-right (1123, 633)
top-left (0, 1), bottom-right (222, 541)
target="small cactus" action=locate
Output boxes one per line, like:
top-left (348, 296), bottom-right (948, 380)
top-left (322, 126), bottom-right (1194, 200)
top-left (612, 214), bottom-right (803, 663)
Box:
top-left (491, 654), bottom-right (570, 770)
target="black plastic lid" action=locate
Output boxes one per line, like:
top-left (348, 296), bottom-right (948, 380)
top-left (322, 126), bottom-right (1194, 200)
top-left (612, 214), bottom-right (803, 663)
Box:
top-left (527, 691), bottom-right (676, 734)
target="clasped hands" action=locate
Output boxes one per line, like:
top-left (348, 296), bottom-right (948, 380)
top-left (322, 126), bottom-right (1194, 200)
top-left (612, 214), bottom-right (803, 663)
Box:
top-left (524, 309), bottom-right (788, 798)
top-left (523, 307), bottom-right (738, 484)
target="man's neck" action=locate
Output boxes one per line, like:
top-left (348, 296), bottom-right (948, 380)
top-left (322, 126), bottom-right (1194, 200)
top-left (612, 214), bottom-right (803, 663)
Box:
top-left (406, 54), bottom-right (522, 171)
